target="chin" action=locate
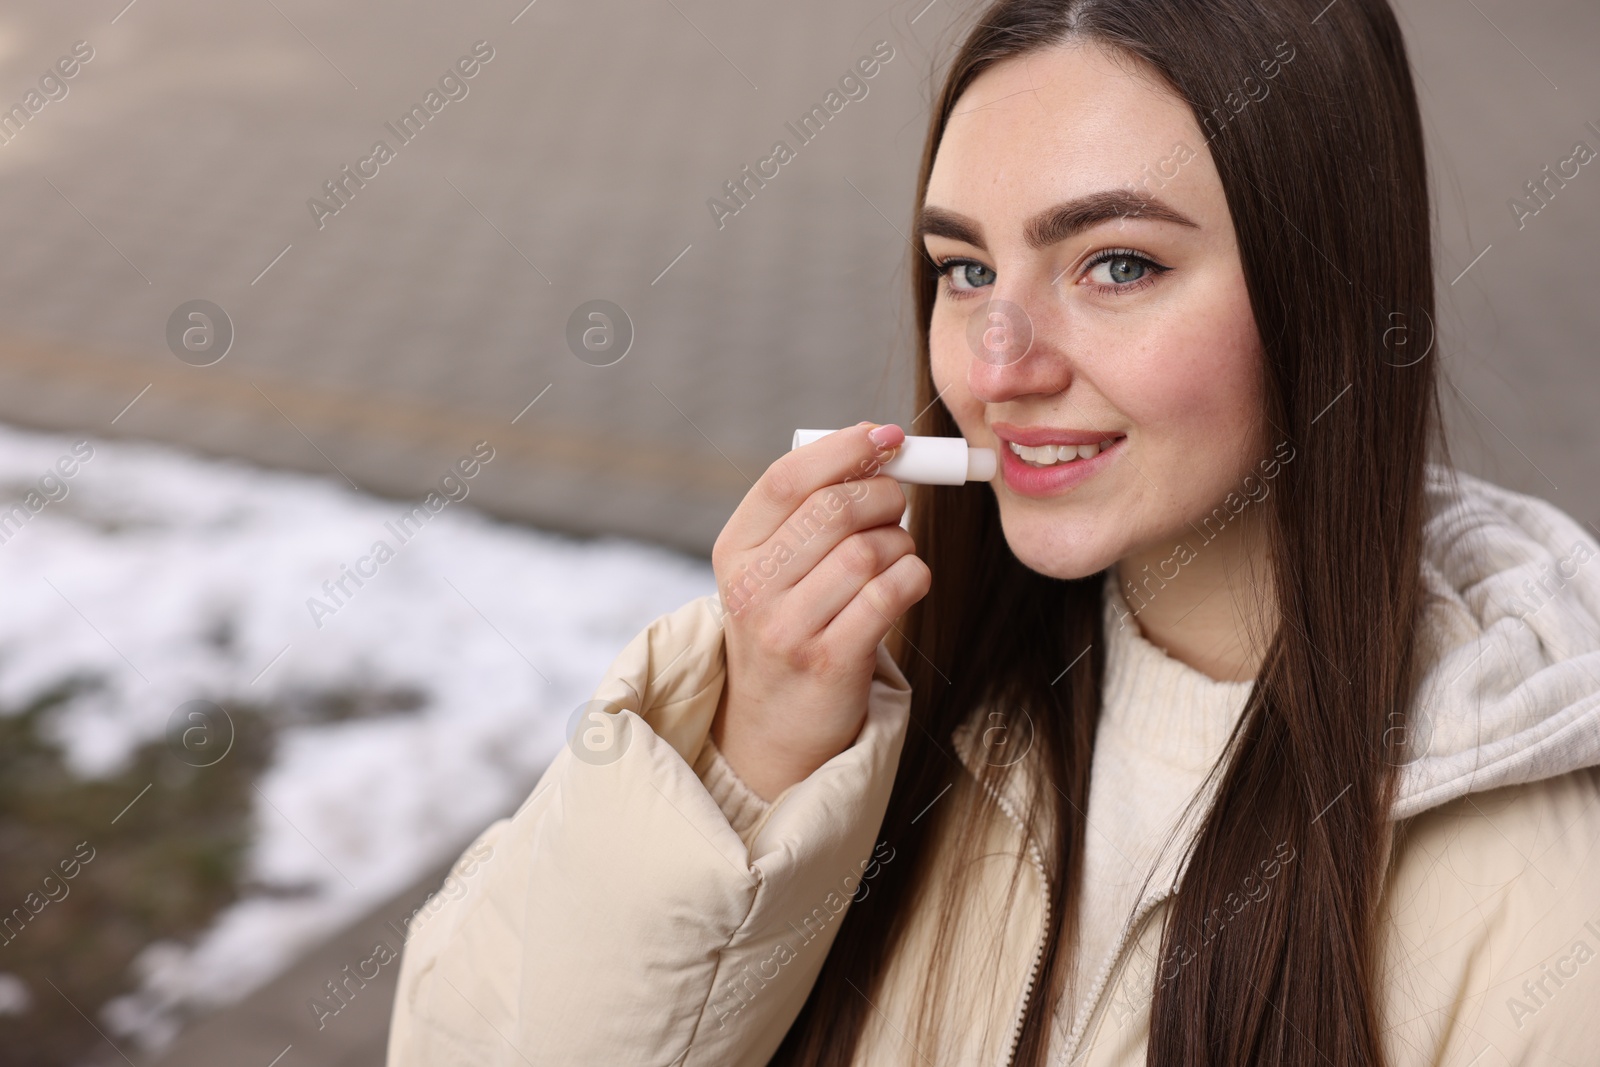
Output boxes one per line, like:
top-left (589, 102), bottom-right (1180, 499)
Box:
top-left (995, 506), bottom-right (1120, 582)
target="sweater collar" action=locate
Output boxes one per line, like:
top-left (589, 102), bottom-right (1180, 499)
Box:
top-left (1097, 572), bottom-right (1254, 773)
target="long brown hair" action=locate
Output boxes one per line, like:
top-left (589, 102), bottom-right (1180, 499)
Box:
top-left (773, 0), bottom-right (1446, 1063)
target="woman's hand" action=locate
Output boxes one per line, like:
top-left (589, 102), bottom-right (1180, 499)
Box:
top-left (709, 423), bottom-right (931, 801)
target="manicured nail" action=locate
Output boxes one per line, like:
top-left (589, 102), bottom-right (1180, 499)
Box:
top-left (868, 423), bottom-right (904, 448)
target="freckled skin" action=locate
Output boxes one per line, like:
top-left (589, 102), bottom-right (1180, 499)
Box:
top-left (925, 42), bottom-right (1268, 590)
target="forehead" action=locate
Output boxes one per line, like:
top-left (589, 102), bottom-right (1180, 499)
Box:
top-left (926, 42), bottom-right (1212, 216)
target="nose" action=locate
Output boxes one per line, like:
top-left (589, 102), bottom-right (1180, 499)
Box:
top-left (963, 295), bottom-right (1071, 404)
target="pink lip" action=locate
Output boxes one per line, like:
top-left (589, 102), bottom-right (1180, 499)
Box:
top-left (991, 424), bottom-right (1127, 497)
top-left (991, 422), bottom-right (1125, 448)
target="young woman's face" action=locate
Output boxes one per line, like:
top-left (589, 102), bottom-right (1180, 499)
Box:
top-left (924, 42), bottom-right (1267, 581)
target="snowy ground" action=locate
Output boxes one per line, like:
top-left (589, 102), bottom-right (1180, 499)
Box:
top-left (0, 422), bottom-right (714, 1051)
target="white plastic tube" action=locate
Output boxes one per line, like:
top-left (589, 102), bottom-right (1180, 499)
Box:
top-left (791, 429), bottom-right (997, 484)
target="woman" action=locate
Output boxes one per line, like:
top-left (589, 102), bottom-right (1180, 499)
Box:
top-left (388, 0), bottom-right (1600, 1063)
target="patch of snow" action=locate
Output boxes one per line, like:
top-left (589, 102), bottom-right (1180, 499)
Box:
top-left (0, 422), bottom-right (713, 1050)
top-left (0, 972), bottom-right (30, 1016)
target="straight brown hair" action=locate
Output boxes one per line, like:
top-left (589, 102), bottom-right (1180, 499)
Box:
top-left (772, 0), bottom-right (1447, 1063)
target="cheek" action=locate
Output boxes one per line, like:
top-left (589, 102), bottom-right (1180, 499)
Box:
top-left (1102, 279), bottom-right (1263, 463)
top-left (929, 317), bottom-right (981, 431)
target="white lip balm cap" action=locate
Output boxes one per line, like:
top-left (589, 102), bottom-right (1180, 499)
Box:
top-left (791, 429), bottom-right (996, 485)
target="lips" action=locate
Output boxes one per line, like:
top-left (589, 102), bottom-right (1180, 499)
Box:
top-left (992, 423), bottom-right (1122, 448)
top-left (991, 423), bottom-right (1126, 496)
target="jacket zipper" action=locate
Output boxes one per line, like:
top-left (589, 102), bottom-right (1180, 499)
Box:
top-left (1055, 889), bottom-right (1170, 1066)
top-left (973, 756), bottom-right (1175, 1067)
top-left (972, 766), bottom-right (1051, 1067)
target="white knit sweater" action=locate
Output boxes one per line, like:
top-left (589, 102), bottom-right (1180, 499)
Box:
top-left (1047, 573), bottom-right (1256, 1053)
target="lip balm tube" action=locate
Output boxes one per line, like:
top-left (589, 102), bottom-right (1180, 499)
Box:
top-left (792, 428), bottom-right (997, 484)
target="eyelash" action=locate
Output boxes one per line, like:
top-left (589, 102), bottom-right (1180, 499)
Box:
top-left (931, 247), bottom-right (1170, 298)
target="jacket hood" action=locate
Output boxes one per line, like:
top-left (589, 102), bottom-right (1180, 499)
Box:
top-left (1392, 465), bottom-right (1600, 818)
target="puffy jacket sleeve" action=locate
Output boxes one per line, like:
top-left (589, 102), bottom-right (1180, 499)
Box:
top-left (386, 594), bottom-right (913, 1067)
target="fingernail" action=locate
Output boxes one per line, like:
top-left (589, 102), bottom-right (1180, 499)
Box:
top-left (868, 423), bottom-right (904, 448)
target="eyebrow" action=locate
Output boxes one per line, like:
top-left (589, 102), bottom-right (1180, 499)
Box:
top-left (917, 190), bottom-right (1200, 252)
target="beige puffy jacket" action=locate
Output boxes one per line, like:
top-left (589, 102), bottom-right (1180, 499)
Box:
top-left (387, 467), bottom-right (1600, 1065)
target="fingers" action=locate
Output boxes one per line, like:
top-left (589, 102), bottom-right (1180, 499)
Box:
top-left (824, 552), bottom-right (932, 652)
top-left (786, 523), bottom-right (918, 634)
top-left (717, 476), bottom-right (906, 614)
top-left (777, 474), bottom-right (907, 576)
top-left (710, 424), bottom-right (930, 797)
top-left (719, 474), bottom-right (906, 610)
top-left (719, 423), bottom-right (904, 554)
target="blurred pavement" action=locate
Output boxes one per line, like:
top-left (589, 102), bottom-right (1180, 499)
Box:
top-left (0, 0), bottom-right (1592, 557)
top-left (0, 0), bottom-right (971, 554)
top-left (152, 859), bottom-right (455, 1067)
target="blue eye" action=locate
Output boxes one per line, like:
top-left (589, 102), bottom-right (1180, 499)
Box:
top-left (935, 258), bottom-right (995, 292)
top-left (1095, 256), bottom-right (1147, 283)
top-left (1084, 248), bottom-right (1168, 290)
